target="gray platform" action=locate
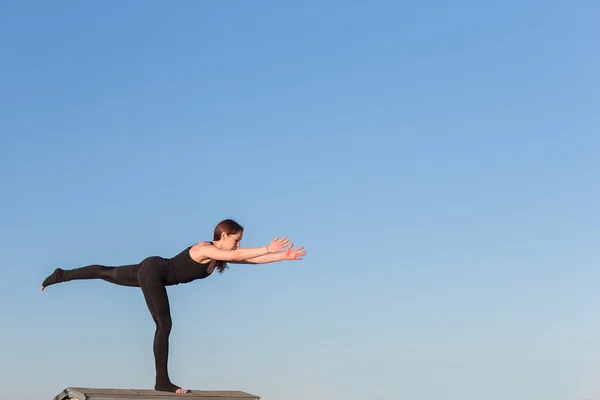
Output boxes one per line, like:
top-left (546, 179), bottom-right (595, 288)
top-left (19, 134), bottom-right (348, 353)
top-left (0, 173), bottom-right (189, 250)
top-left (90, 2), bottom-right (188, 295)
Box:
top-left (53, 387), bottom-right (260, 400)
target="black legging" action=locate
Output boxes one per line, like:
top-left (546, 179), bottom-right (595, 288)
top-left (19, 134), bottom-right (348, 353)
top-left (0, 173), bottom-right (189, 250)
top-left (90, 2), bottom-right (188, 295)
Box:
top-left (42, 257), bottom-right (180, 392)
top-left (136, 257), bottom-right (178, 392)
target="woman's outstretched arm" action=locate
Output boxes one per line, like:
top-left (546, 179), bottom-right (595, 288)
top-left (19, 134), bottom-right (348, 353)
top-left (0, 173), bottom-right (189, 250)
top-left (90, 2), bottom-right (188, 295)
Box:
top-left (192, 237), bottom-right (291, 262)
top-left (231, 245), bottom-right (306, 264)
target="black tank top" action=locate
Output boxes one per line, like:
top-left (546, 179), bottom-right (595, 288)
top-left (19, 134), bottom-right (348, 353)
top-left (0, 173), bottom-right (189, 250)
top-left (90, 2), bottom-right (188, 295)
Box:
top-left (164, 246), bottom-right (213, 285)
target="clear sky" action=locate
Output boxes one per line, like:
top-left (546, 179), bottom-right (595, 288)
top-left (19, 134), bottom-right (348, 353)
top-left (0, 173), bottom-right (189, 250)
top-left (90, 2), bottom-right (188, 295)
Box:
top-left (1, 1), bottom-right (599, 399)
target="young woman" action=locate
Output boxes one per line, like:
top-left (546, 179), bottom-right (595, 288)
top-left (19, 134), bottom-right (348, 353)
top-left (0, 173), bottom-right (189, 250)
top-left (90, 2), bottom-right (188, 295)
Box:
top-left (40, 219), bottom-right (306, 394)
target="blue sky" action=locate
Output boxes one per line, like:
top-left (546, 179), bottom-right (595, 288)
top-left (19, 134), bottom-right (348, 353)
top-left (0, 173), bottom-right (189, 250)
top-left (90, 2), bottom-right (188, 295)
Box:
top-left (1, 1), bottom-right (599, 399)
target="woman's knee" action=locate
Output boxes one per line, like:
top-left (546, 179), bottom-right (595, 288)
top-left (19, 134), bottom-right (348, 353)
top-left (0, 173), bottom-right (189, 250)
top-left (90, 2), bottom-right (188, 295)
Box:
top-left (156, 315), bottom-right (172, 335)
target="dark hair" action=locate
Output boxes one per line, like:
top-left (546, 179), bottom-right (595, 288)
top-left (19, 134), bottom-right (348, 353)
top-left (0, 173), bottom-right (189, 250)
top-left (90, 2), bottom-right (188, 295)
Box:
top-left (213, 219), bottom-right (244, 273)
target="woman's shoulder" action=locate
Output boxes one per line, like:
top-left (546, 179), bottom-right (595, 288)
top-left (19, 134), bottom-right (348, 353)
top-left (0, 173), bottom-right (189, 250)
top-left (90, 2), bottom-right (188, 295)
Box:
top-left (188, 241), bottom-right (214, 261)
top-left (190, 241), bottom-right (213, 250)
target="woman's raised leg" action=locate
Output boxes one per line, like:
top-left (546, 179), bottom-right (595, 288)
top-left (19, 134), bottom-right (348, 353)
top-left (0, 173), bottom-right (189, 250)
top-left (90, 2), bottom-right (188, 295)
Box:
top-left (41, 263), bottom-right (140, 290)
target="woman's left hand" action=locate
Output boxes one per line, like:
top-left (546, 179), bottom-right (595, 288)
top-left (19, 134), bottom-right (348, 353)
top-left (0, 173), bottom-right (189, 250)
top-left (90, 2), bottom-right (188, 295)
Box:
top-left (281, 245), bottom-right (306, 260)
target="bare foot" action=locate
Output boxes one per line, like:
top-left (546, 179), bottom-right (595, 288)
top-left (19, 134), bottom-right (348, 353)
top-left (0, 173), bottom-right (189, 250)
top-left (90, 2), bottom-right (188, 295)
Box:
top-left (155, 382), bottom-right (187, 394)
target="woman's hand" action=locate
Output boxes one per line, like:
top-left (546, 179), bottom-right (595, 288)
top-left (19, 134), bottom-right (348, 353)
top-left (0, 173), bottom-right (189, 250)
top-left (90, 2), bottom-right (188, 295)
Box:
top-left (267, 236), bottom-right (291, 253)
top-left (281, 245), bottom-right (306, 260)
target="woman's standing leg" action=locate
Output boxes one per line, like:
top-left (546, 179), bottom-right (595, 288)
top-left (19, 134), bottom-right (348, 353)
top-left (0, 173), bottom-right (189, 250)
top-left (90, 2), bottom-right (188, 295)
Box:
top-left (137, 259), bottom-right (187, 394)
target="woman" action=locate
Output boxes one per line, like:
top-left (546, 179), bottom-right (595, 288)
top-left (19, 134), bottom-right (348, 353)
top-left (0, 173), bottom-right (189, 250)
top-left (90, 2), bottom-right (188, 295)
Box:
top-left (40, 219), bottom-right (306, 394)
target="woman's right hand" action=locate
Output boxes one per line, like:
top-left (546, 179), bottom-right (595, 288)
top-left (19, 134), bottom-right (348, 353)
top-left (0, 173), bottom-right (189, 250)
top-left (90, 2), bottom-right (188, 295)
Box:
top-left (267, 236), bottom-right (291, 253)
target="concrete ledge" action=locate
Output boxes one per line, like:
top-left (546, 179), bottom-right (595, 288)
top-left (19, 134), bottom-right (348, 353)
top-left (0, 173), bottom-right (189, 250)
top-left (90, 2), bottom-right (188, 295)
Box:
top-left (53, 387), bottom-right (260, 400)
